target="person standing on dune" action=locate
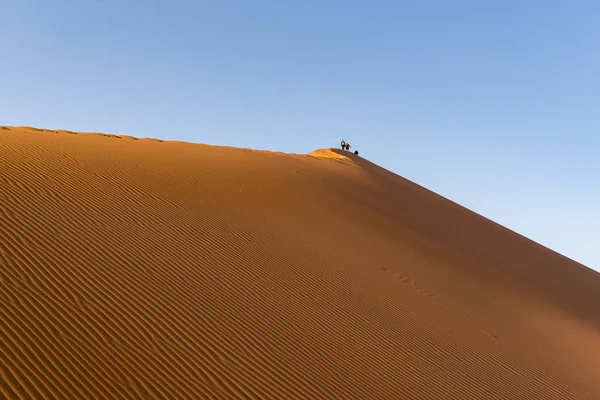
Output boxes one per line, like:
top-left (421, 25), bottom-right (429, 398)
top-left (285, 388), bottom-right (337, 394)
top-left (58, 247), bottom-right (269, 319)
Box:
top-left (345, 143), bottom-right (351, 151)
top-left (341, 139), bottom-right (346, 150)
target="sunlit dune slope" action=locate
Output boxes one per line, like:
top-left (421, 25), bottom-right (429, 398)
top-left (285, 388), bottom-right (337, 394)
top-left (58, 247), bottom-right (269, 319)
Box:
top-left (1, 125), bottom-right (599, 399)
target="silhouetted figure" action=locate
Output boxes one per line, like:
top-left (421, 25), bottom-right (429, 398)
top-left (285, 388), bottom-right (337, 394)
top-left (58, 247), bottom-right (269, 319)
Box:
top-left (345, 143), bottom-right (351, 151)
top-left (341, 140), bottom-right (346, 150)
top-left (354, 150), bottom-right (359, 156)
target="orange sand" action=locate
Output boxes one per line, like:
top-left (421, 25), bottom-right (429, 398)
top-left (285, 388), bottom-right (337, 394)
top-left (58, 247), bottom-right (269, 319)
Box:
top-left (1, 125), bottom-right (599, 399)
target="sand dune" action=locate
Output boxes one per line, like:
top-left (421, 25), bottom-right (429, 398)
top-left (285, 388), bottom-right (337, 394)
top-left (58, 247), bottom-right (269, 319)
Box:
top-left (1, 125), bottom-right (599, 399)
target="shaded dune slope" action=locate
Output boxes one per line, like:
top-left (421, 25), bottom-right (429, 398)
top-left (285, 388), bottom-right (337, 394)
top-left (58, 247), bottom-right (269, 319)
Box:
top-left (1, 126), bottom-right (599, 399)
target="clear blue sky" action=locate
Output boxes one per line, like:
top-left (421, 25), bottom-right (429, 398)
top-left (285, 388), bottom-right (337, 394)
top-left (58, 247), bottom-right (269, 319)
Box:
top-left (2, 1), bottom-right (599, 270)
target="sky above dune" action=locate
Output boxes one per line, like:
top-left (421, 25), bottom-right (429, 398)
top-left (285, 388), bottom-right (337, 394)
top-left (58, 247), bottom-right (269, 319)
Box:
top-left (1, 1), bottom-right (598, 270)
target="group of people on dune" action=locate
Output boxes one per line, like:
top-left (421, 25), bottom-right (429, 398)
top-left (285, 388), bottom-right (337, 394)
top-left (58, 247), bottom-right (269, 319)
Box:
top-left (340, 140), bottom-right (359, 155)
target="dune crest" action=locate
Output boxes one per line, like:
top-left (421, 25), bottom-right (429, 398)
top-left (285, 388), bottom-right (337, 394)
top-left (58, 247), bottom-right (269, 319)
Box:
top-left (308, 148), bottom-right (353, 160)
top-left (1, 126), bottom-right (599, 399)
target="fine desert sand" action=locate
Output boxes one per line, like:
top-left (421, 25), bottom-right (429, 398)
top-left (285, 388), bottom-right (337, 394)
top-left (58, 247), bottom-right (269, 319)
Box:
top-left (1, 125), bottom-right (600, 399)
